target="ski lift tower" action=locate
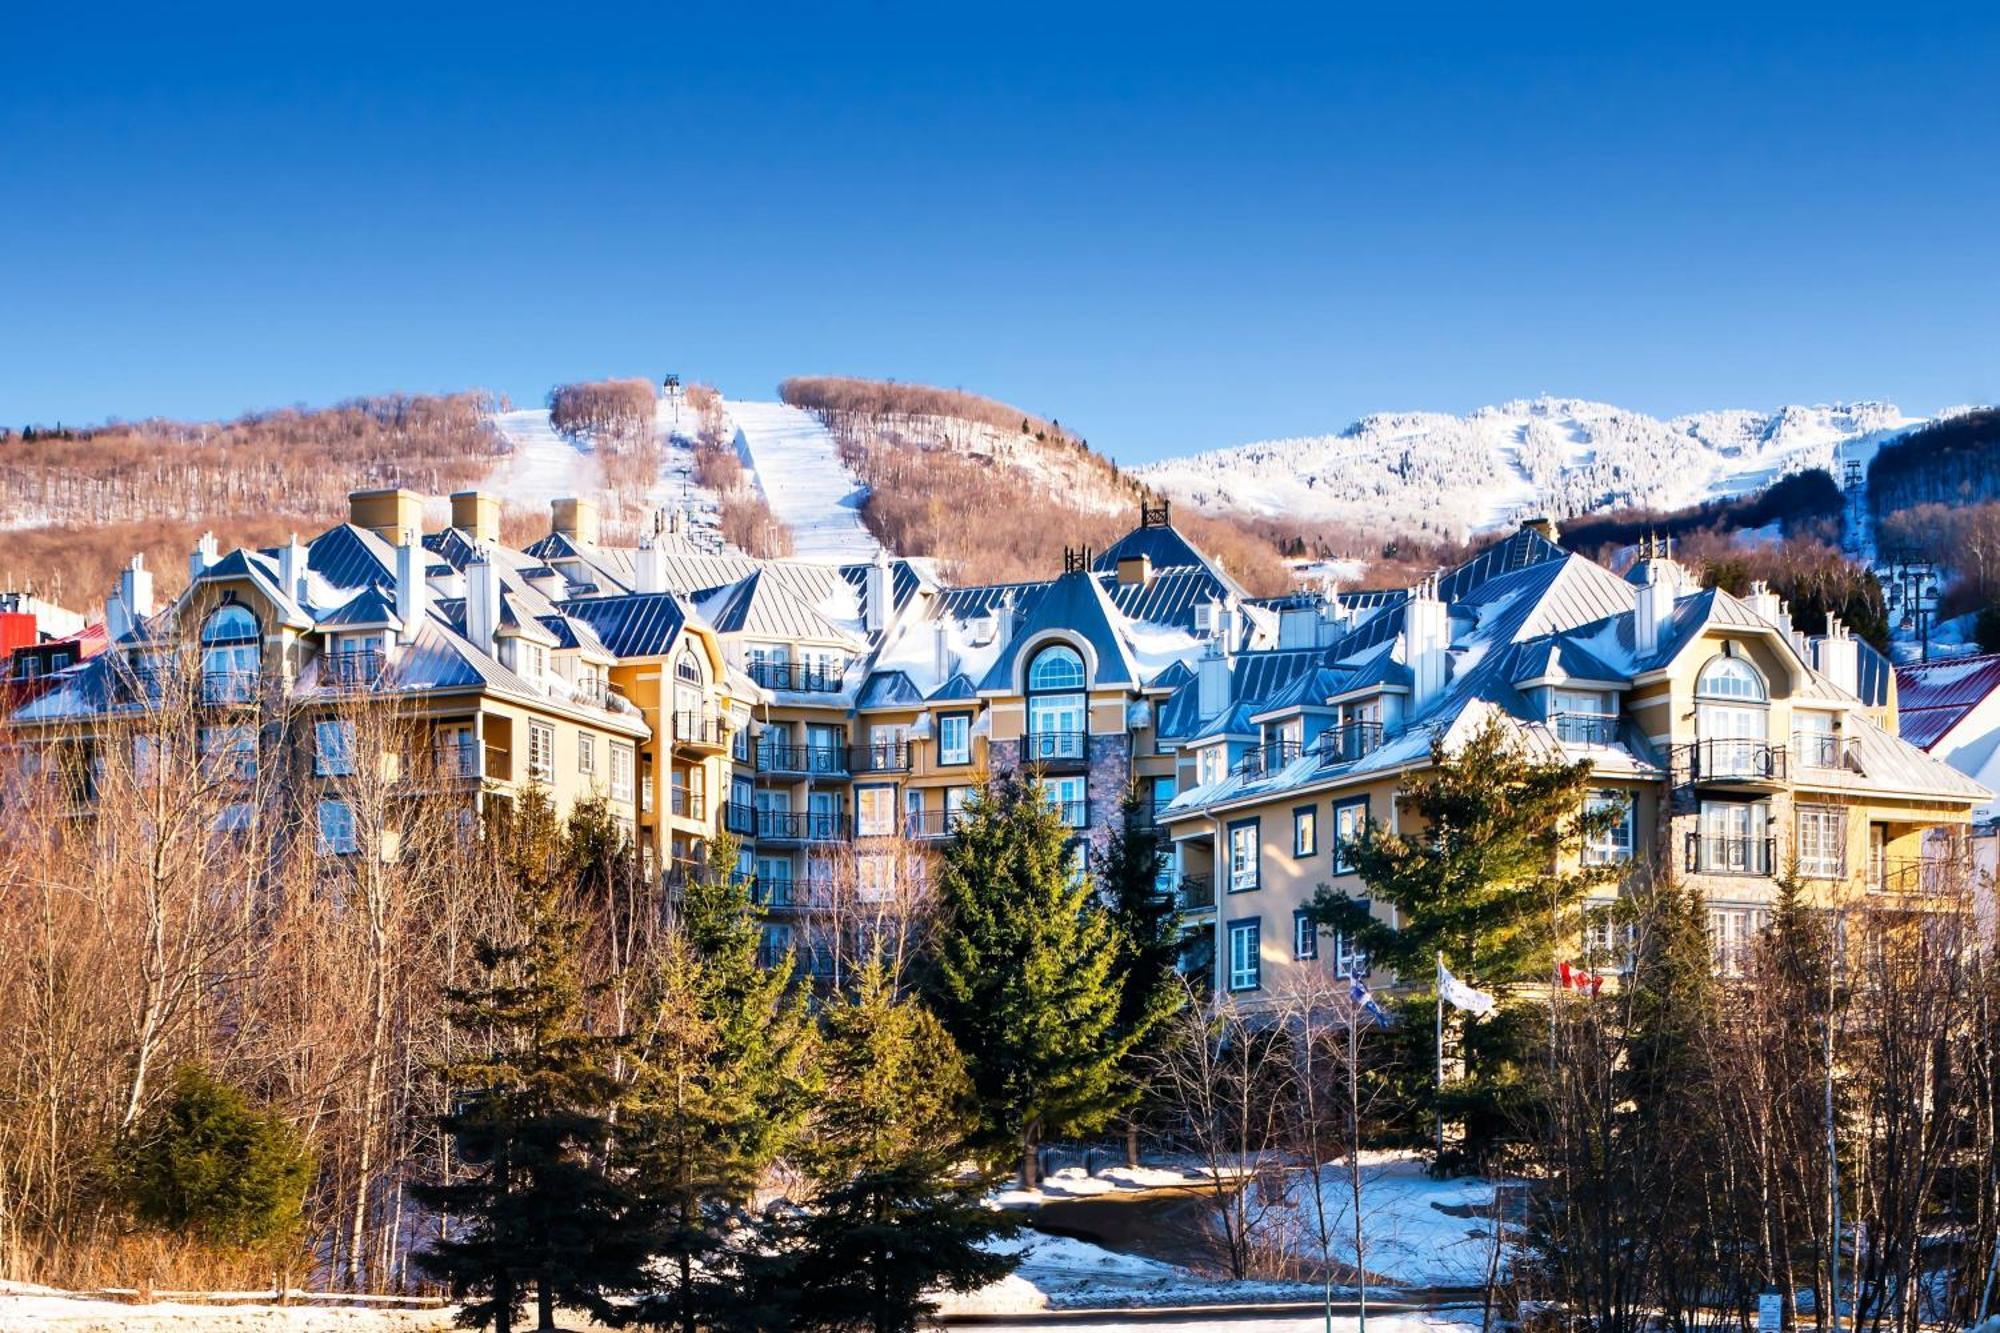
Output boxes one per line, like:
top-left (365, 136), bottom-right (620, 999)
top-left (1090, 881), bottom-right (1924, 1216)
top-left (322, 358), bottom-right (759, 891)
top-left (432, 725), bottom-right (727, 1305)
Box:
top-left (661, 373), bottom-right (683, 430)
top-left (1880, 544), bottom-right (1942, 661)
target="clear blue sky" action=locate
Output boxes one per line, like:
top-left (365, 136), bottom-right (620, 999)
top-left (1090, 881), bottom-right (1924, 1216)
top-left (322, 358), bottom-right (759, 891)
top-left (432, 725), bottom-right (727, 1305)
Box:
top-left (3, 2), bottom-right (1996, 463)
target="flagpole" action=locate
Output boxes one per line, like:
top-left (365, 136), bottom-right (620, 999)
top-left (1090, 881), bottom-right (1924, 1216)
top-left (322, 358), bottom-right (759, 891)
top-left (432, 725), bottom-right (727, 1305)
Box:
top-left (1435, 951), bottom-right (1445, 1164)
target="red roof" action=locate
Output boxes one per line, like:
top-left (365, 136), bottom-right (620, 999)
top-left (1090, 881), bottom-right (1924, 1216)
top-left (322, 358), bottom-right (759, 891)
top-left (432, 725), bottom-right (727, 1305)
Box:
top-left (1895, 652), bottom-right (2000, 750)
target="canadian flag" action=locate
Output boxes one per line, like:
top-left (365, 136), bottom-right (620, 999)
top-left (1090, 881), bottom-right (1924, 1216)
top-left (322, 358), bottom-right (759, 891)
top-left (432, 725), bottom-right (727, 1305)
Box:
top-left (1558, 961), bottom-right (1605, 997)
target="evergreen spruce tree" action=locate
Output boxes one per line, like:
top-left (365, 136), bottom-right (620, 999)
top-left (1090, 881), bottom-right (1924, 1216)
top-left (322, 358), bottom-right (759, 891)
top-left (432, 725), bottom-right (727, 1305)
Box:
top-left (926, 774), bottom-right (1125, 1187)
top-left (1308, 716), bottom-right (1620, 1163)
top-left (415, 802), bottom-right (636, 1333)
top-left (743, 959), bottom-right (1016, 1333)
top-left (623, 840), bottom-right (818, 1333)
top-left (122, 1063), bottom-right (315, 1251)
top-left (1094, 782), bottom-right (1187, 1163)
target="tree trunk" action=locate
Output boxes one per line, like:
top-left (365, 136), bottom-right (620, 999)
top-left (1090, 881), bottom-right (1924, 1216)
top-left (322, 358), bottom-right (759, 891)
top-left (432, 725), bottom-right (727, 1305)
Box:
top-left (1125, 1120), bottom-right (1140, 1169)
top-left (537, 1273), bottom-right (555, 1331)
top-left (1020, 1129), bottom-right (1039, 1191)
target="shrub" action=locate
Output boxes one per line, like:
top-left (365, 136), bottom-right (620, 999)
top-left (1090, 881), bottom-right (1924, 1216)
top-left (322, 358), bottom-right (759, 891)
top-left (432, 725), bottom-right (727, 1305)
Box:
top-left (122, 1064), bottom-right (314, 1249)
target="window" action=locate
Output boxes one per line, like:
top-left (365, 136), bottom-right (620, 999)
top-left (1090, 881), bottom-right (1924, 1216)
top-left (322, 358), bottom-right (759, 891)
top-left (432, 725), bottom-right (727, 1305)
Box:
top-left (202, 724), bottom-right (258, 781)
top-left (438, 725), bottom-right (477, 777)
top-left (200, 605), bottom-right (261, 701)
top-left (1293, 910), bottom-right (1318, 960)
top-left (1334, 928), bottom-right (1369, 979)
top-left (1047, 775), bottom-right (1087, 827)
top-left (1153, 850), bottom-right (1175, 898)
top-left (938, 713), bottom-right (971, 765)
top-left (1698, 655), bottom-right (1767, 701)
top-left (528, 723), bottom-right (555, 782)
top-left (676, 648), bottom-right (703, 685)
top-left (1150, 775), bottom-right (1176, 823)
top-left (945, 785), bottom-right (972, 830)
top-left (1583, 790), bottom-right (1634, 864)
top-left (315, 720), bottom-right (354, 777)
top-left (856, 785), bottom-right (898, 837)
top-left (318, 799), bottom-right (358, 855)
top-left (1293, 805), bottom-right (1318, 857)
top-left (578, 734), bottom-right (596, 776)
top-left (1026, 644), bottom-right (1087, 756)
top-left (1794, 710), bottom-right (1840, 768)
top-left (1228, 819), bottom-right (1259, 892)
top-left (1709, 905), bottom-right (1771, 977)
top-left (1333, 798), bottom-right (1369, 875)
top-left (1227, 919), bottom-right (1261, 992)
top-left (610, 742), bottom-right (634, 802)
top-left (1797, 806), bottom-right (1845, 878)
top-left (1197, 744), bottom-right (1224, 787)
top-left (857, 853), bottom-right (895, 903)
top-left (1698, 801), bottom-right (1769, 874)
top-left (1583, 904), bottom-right (1634, 972)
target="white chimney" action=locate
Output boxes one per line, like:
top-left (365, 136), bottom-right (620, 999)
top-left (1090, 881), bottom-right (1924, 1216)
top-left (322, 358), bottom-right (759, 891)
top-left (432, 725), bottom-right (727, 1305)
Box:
top-left (1317, 585), bottom-right (1350, 646)
top-left (634, 537), bottom-right (667, 595)
top-left (1404, 577), bottom-right (1449, 710)
top-left (396, 536), bottom-right (428, 637)
top-left (105, 591), bottom-right (130, 643)
top-left (865, 548), bottom-right (891, 635)
top-left (465, 547), bottom-right (500, 655)
top-left (1815, 614), bottom-right (1860, 698)
top-left (1745, 580), bottom-right (1791, 634)
top-left (932, 619), bottom-right (954, 683)
top-left (1278, 601), bottom-right (1318, 650)
top-left (278, 534), bottom-right (307, 604)
top-left (189, 531), bottom-right (218, 582)
top-left (1197, 636), bottom-right (1232, 722)
top-left (118, 555), bottom-right (155, 624)
top-left (1634, 563), bottom-right (1664, 660)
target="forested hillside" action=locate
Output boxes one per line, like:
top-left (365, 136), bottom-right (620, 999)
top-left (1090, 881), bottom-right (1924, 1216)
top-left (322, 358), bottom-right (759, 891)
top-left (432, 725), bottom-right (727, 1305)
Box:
top-left (0, 395), bottom-right (506, 612)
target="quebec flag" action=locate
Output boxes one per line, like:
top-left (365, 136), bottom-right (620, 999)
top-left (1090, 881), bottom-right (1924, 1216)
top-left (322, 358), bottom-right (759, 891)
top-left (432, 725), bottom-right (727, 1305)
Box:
top-left (1348, 975), bottom-right (1391, 1028)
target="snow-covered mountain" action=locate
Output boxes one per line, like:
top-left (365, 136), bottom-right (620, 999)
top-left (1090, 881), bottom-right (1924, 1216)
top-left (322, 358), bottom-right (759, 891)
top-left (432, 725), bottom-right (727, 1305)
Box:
top-left (1134, 397), bottom-right (1937, 538)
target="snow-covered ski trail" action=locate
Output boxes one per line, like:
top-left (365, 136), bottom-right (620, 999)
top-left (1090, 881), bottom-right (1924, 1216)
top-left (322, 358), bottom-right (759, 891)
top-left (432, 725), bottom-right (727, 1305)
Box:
top-left (727, 400), bottom-right (881, 563)
top-left (487, 407), bottom-right (602, 513)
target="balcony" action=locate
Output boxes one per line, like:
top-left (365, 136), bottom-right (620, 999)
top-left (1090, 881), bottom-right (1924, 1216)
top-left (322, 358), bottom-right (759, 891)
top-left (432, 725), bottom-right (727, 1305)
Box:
top-left (201, 670), bottom-right (263, 706)
top-left (756, 809), bottom-right (850, 843)
top-left (724, 800), bottom-right (756, 836)
top-left (434, 739), bottom-right (506, 781)
top-left (1176, 873), bottom-right (1215, 914)
top-left (1792, 731), bottom-right (1860, 774)
top-left (1315, 721), bottom-right (1385, 766)
top-left (1022, 730), bottom-right (1087, 766)
top-left (757, 743), bottom-right (849, 778)
top-left (753, 876), bottom-right (797, 909)
top-left (904, 809), bottom-right (967, 840)
top-left (1233, 740), bottom-right (1302, 780)
top-left (571, 676), bottom-right (617, 710)
top-left (1047, 799), bottom-right (1088, 828)
top-left (1676, 739), bottom-right (1787, 786)
top-left (674, 711), bottom-right (728, 752)
top-left (1686, 832), bottom-right (1775, 876)
top-left (850, 741), bottom-right (911, 774)
top-left (323, 648), bottom-right (386, 691)
top-left (1551, 712), bottom-right (1619, 746)
top-left (1869, 854), bottom-right (1972, 897)
top-left (669, 788), bottom-right (707, 822)
top-left (747, 659), bottom-right (847, 694)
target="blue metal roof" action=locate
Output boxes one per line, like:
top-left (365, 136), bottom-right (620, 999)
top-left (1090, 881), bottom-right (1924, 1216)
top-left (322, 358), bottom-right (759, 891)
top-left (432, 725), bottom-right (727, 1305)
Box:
top-left (556, 593), bottom-right (689, 658)
top-left (976, 569), bottom-right (1138, 692)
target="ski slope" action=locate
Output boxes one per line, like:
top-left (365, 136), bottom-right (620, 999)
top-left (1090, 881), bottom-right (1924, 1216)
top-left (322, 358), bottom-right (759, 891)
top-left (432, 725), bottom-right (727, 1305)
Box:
top-left (727, 400), bottom-right (881, 563)
top-left (487, 407), bottom-right (602, 512)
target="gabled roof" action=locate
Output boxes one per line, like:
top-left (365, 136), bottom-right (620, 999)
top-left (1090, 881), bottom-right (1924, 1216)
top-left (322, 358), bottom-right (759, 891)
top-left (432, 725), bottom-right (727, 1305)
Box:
top-left (1896, 653), bottom-right (2000, 750)
top-left (304, 524), bottom-right (400, 595)
top-left (858, 670), bottom-right (924, 709)
top-left (317, 585), bottom-right (401, 630)
top-left (557, 593), bottom-right (690, 659)
top-left (976, 569), bottom-right (1141, 692)
top-left (928, 671), bottom-right (979, 703)
top-left (697, 570), bottom-right (857, 644)
top-left (1508, 634), bottom-right (1627, 688)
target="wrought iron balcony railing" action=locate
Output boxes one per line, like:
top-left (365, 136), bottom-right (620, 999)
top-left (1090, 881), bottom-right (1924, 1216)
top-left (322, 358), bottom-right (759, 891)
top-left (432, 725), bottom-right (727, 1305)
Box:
top-left (1023, 730), bottom-right (1086, 763)
top-left (1678, 739), bottom-right (1787, 784)
top-left (1315, 721), bottom-right (1385, 766)
top-left (849, 741), bottom-right (911, 773)
top-left (1686, 832), bottom-right (1775, 876)
top-left (1233, 740), bottom-right (1302, 779)
top-left (1551, 712), bottom-right (1619, 746)
top-left (747, 659), bottom-right (846, 694)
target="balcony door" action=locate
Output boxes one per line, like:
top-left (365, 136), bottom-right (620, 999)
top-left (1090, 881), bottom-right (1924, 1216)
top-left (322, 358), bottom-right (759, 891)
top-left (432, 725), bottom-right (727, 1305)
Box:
top-left (1696, 654), bottom-right (1769, 776)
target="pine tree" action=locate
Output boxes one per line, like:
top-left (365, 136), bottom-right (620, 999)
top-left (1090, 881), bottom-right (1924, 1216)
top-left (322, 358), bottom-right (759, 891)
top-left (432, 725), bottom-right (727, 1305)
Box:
top-left (122, 1063), bottom-right (315, 1251)
top-left (415, 835), bottom-right (637, 1333)
top-left (1094, 782), bottom-right (1187, 1163)
top-left (622, 842), bottom-right (818, 1333)
top-left (1308, 715), bottom-right (1620, 1163)
top-left (926, 774), bottom-right (1125, 1187)
top-left (743, 959), bottom-right (1016, 1333)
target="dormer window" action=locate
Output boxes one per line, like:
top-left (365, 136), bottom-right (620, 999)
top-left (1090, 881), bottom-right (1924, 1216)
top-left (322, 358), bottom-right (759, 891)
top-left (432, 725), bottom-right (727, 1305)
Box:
top-left (200, 605), bottom-right (260, 703)
top-left (1549, 688), bottom-right (1616, 745)
top-left (1696, 652), bottom-right (1771, 777)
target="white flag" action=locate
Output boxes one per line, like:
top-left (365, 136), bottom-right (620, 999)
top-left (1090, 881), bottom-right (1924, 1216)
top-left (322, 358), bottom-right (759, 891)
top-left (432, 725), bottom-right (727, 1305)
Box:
top-left (1438, 960), bottom-right (1496, 1017)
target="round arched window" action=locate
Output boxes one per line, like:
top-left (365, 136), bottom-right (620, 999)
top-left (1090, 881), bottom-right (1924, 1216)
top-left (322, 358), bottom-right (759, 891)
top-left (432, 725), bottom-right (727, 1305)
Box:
top-left (1027, 643), bottom-right (1085, 692)
top-left (201, 605), bottom-right (261, 701)
top-left (1697, 655), bottom-right (1766, 702)
top-left (1026, 643), bottom-right (1087, 760)
top-left (202, 605), bottom-right (258, 644)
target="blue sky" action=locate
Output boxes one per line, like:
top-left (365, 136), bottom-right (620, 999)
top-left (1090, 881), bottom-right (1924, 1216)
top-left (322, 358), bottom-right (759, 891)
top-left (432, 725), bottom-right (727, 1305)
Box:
top-left (3, 3), bottom-right (1996, 463)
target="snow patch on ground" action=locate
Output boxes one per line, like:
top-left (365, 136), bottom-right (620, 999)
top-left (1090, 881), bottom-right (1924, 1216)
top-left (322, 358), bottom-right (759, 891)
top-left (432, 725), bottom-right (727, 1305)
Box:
top-left (0, 1286), bottom-right (457, 1332)
top-left (485, 394), bottom-right (724, 546)
top-left (936, 1230), bottom-right (1317, 1316)
top-left (727, 400), bottom-right (881, 564)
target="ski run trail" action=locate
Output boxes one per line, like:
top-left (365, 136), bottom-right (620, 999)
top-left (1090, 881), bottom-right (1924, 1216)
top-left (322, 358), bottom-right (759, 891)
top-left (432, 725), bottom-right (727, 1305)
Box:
top-left (726, 399), bottom-right (881, 564)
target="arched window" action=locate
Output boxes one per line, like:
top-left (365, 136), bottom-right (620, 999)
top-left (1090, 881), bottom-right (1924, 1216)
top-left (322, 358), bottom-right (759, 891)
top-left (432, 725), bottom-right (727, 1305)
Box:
top-left (676, 648), bottom-right (704, 685)
top-left (201, 605), bottom-right (261, 702)
top-left (674, 647), bottom-right (704, 721)
top-left (1695, 652), bottom-right (1769, 776)
top-left (1697, 655), bottom-right (1766, 702)
top-left (1025, 643), bottom-right (1087, 760)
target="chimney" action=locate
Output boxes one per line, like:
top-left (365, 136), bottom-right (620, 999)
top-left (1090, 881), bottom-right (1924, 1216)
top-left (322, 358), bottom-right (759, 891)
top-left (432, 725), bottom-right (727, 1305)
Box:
top-left (1521, 514), bottom-right (1560, 543)
top-left (348, 487), bottom-right (425, 546)
top-left (1815, 613), bottom-right (1860, 698)
top-left (865, 547), bottom-right (891, 635)
top-left (450, 490), bottom-right (501, 544)
top-left (1745, 580), bottom-right (1791, 634)
top-left (189, 531), bottom-right (218, 582)
top-left (1278, 600), bottom-right (1319, 650)
top-left (552, 496), bottom-right (600, 546)
top-left (1116, 553), bottom-right (1153, 587)
top-left (278, 534), bottom-right (307, 604)
top-left (118, 554), bottom-right (155, 624)
top-left (1317, 586), bottom-right (1351, 646)
top-left (396, 536), bottom-right (428, 637)
top-left (1197, 635), bottom-right (1233, 722)
top-left (1634, 562), bottom-right (1665, 660)
top-left (634, 537), bottom-right (667, 594)
top-left (1403, 577), bottom-right (1448, 710)
top-left (465, 548), bottom-right (500, 655)
top-left (105, 591), bottom-right (130, 644)
top-left (932, 619), bottom-right (954, 683)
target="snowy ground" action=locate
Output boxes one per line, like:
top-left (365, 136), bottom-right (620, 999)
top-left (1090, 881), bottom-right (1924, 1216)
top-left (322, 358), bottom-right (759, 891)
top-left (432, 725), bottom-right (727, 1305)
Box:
top-left (727, 400), bottom-right (880, 564)
top-left (965, 1312), bottom-right (1480, 1333)
top-left (485, 395), bottom-right (722, 545)
top-left (0, 1283), bottom-right (460, 1332)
